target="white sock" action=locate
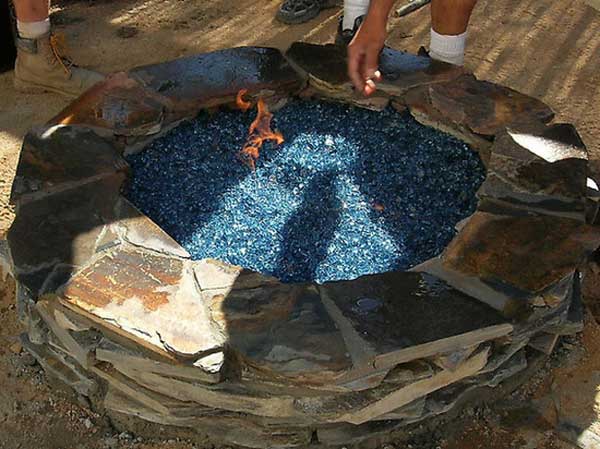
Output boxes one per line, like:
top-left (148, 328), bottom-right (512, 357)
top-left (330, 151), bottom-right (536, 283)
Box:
top-left (343, 0), bottom-right (370, 30)
top-left (17, 18), bottom-right (50, 39)
top-left (429, 28), bottom-right (467, 66)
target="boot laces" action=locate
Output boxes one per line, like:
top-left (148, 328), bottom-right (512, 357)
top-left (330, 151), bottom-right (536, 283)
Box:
top-left (49, 33), bottom-right (74, 75)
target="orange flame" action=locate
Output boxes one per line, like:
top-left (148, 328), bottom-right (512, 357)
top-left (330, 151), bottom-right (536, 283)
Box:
top-left (372, 202), bottom-right (385, 212)
top-left (236, 89), bottom-right (252, 112)
top-left (239, 97), bottom-right (284, 170)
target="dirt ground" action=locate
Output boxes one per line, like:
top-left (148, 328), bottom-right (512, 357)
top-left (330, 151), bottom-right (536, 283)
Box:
top-left (2, 0), bottom-right (600, 448)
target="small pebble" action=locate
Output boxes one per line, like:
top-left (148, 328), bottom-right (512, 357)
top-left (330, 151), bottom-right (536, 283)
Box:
top-left (126, 100), bottom-right (485, 283)
top-left (118, 431), bottom-right (133, 440)
top-left (9, 341), bottom-right (22, 354)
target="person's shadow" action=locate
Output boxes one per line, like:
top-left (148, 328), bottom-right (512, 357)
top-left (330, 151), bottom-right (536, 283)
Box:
top-left (276, 170), bottom-right (342, 282)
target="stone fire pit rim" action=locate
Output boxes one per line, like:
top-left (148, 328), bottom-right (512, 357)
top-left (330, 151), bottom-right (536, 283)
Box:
top-left (8, 43), bottom-right (597, 309)
top-left (2, 42), bottom-right (599, 448)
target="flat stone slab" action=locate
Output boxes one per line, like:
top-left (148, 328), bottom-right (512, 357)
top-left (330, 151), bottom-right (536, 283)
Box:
top-left (319, 272), bottom-right (511, 381)
top-left (478, 123), bottom-right (589, 219)
top-left (60, 250), bottom-right (350, 381)
top-left (131, 47), bottom-right (303, 112)
top-left (208, 281), bottom-right (352, 383)
top-left (321, 272), bottom-right (507, 351)
top-left (10, 126), bottom-right (127, 205)
top-left (7, 175), bottom-right (125, 295)
top-left (405, 74), bottom-right (554, 139)
top-left (442, 211), bottom-right (600, 293)
top-left (427, 74), bottom-right (554, 135)
top-left (51, 48), bottom-right (303, 138)
top-left (60, 246), bottom-right (226, 361)
top-left (104, 386), bottom-right (313, 449)
top-left (50, 72), bottom-right (168, 136)
top-left (285, 42), bottom-right (464, 95)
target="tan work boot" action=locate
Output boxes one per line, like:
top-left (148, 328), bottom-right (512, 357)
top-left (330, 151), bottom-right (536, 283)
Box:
top-left (14, 32), bottom-right (104, 97)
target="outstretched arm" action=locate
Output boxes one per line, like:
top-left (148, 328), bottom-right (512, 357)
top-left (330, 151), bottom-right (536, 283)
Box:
top-left (347, 0), bottom-right (395, 96)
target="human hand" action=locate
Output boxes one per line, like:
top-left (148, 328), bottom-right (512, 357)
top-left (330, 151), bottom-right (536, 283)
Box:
top-left (347, 12), bottom-right (387, 96)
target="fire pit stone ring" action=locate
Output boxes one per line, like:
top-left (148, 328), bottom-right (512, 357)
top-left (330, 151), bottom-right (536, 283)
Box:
top-left (3, 42), bottom-right (599, 448)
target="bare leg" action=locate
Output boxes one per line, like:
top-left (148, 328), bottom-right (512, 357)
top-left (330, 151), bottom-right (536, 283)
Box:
top-left (431, 0), bottom-right (477, 35)
top-left (13, 0), bottom-right (49, 23)
top-left (429, 0), bottom-right (477, 65)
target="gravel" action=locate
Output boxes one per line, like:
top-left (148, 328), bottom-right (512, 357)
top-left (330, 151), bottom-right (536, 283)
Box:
top-left (126, 99), bottom-right (485, 283)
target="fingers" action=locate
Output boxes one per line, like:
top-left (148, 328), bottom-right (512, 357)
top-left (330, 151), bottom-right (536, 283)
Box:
top-left (348, 48), bottom-right (382, 96)
top-left (363, 78), bottom-right (376, 96)
top-left (362, 49), bottom-right (380, 86)
top-left (347, 45), bottom-right (365, 93)
top-left (363, 69), bottom-right (382, 96)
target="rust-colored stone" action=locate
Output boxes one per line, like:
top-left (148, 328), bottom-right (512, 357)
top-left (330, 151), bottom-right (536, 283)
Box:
top-left (404, 85), bottom-right (493, 159)
top-left (49, 72), bottom-right (169, 136)
top-left (62, 248), bottom-right (180, 311)
top-left (442, 211), bottom-right (600, 292)
top-left (7, 175), bottom-right (125, 295)
top-left (62, 247), bottom-right (225, 358)
top-left (427, 74), bottom-right (554, 136)
top-left (478, 124), bottom-right (588, 218)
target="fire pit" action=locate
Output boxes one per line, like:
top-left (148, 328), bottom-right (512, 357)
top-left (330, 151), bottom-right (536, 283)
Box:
top-left (4, 43), bottom-right (600, 448)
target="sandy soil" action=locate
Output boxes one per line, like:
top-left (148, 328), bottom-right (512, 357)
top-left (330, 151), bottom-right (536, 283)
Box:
top-left (2, 0), bottom-right (600, 448)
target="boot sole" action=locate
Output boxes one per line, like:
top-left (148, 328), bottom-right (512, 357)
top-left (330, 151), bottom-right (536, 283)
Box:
top-left (14, 77), bottom-right (78, 98)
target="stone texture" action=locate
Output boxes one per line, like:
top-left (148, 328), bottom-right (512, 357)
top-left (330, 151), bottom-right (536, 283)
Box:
top-left (321, 272), bottom-right (506, 353)
top-left (421, 349), bottom-right (530, 421)
top-left (60, 246), bottom-right (226, 360)
top-left (403, 85), bottom-right (493, 159)
top-left (405, 74), bottom-right (554, 148)
top-left (7, 44), bottom-right (594, 449)
top-left (10, 126), bottom-right (128, 205)
top-left (378, 47), bottom-right (466, 94)
top-left (113, 198), bottom-right (190, 258)
top-left (36, 298), bottom-right (94, 369)
top-left (478, 123), bottom-right (589, 220)
top-left (411, 256), bottom-right (528, 316)
top-left (7, 174), bottom-right (125, 295)
top-left (442, 211), bottom-right (600, 293)
top-left (527, 333), bottom-right (559, 355)
top-left (427, 74), bottom-right (554, 136)
top-left (285, 43), bottom-right (348, 87)
top-left (316, 420), bottom-right (404, 446)
top-left (205, 280), bottom-right (352, 384)
top-left (545, 271), bottom-right (584, 335)
top-left (0, 239), bottom-right (12, 281)
top-left (95, 339), bottom-right (219, 384)
top-left (193, 258), bottom-right (279, 291)
top-left (285, 42), bottom-right (464, 96)
top-left (337, 349), bottom-right (489, 425)
top-left (21, 334), bottom-right (97, 396)
top-left (103, 387), bottom-right (313, 449)
top-left (297, 83), bottom-right (391, 112)
top-left (319, 271), bottom-right (510, 381)
top-left (50, 72), bottom-right (169, 136)
top-left (130, 47), bottom-right (303, 113)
